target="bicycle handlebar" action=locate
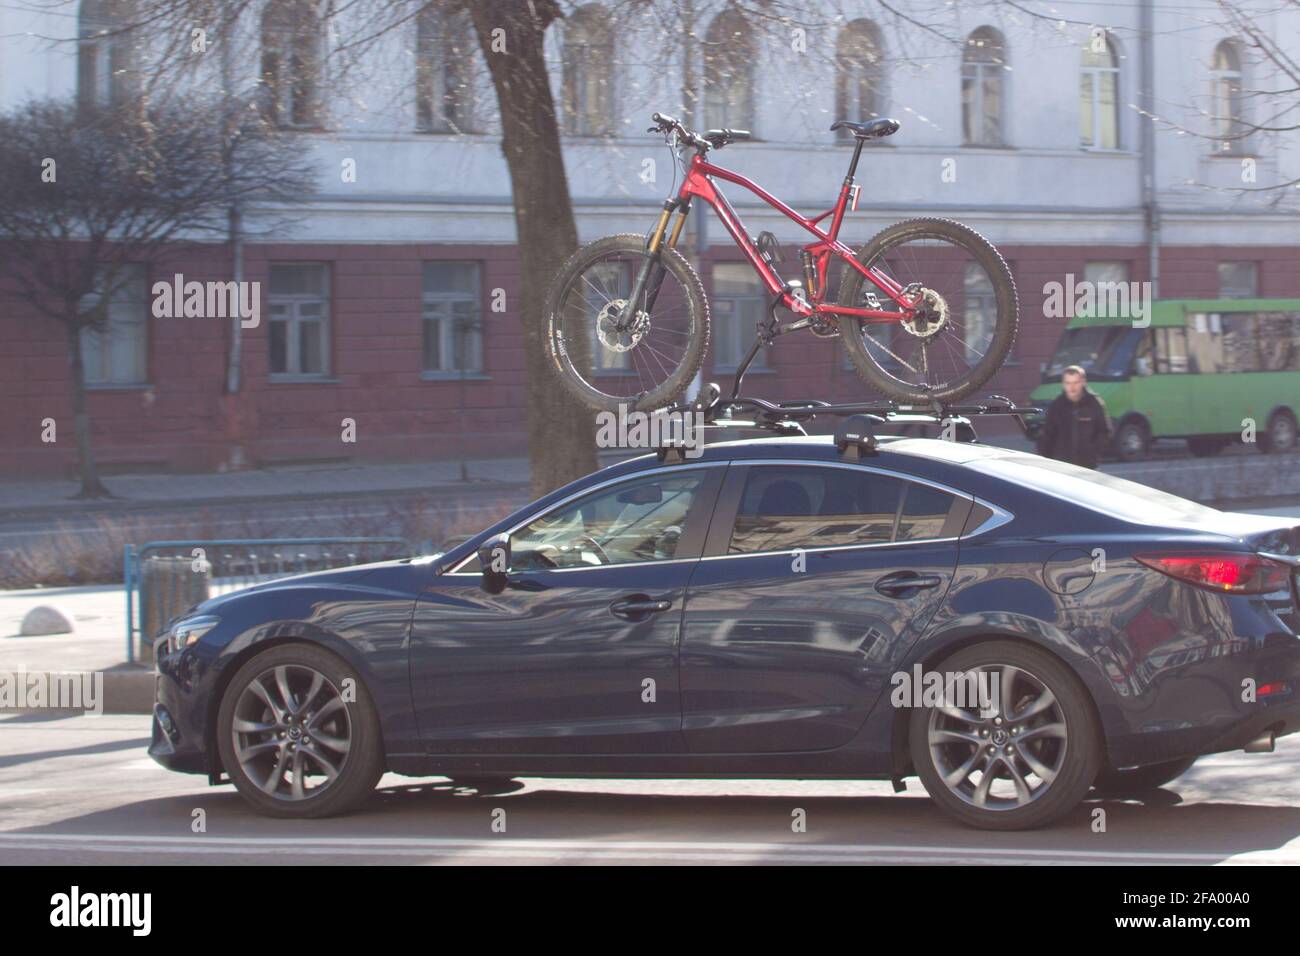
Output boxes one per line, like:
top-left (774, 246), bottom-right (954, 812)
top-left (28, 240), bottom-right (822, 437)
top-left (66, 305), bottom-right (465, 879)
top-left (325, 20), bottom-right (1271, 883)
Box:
top-left (650, 112), bottom-right (751, 152)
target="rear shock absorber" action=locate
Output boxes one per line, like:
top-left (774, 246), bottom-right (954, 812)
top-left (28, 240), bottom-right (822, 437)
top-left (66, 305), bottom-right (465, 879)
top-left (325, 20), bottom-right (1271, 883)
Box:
top-left (799, 250), bottom-right (818, 300)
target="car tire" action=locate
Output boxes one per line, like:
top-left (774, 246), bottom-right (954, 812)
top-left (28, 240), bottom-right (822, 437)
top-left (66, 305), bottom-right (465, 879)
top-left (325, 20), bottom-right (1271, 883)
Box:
top-left (1259, 411), bottom-right (1298, 454)
top-left (1114, 420), bottom-right (1150, 462)
top-left (1092, 757), bottom-right (1196, 795)
top-left (216, 643), bottom-right (385, 818)
top-left (909, 641), bottom-right (1103, 831)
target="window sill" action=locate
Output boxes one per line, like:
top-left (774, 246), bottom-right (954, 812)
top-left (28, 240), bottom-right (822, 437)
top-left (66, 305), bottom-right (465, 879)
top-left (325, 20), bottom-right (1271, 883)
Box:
top-left (421, 371), bottom-right (491, 381)
top-left (84, 382), bottom-right (154, 391)
top-left (269, 375), bottom-right (339, 384)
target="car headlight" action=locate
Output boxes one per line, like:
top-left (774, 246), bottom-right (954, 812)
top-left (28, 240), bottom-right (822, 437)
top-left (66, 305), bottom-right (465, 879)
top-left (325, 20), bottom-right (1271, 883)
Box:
top-left (160, 615), bottom-right (220, 656)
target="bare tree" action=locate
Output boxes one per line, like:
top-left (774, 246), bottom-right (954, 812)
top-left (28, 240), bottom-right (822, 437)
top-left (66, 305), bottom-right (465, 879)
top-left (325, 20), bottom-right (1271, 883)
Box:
top-left (0, 98), bottom-right (312, 497)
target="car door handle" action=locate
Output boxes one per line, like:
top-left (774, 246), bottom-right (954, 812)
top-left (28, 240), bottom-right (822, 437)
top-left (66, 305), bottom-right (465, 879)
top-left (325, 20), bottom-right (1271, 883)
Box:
top-left (609, 597), bottom-right (674, 619)
top-left (875, 572), bottom-right (943, 596)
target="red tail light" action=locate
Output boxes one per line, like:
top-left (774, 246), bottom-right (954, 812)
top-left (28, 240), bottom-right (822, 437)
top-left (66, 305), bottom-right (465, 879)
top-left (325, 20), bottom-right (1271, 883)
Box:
top-left (1136, 553), bottom-right (1292, 594)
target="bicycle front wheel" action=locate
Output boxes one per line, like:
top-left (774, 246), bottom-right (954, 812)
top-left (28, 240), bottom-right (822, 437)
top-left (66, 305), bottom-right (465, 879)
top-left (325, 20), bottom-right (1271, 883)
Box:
top-left (545, 234), bottom-right (709, 413)
top-left (837, 218), bottom-right (1018, 404)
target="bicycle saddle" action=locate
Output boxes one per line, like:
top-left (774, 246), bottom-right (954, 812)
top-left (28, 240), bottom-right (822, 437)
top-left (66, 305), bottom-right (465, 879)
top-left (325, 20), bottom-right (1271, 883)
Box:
top-left (830, 118), bottom-right (900, 139)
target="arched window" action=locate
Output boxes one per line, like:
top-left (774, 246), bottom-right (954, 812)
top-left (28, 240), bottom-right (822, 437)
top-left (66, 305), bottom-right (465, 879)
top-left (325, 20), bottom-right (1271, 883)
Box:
top-left (1080, 31), bottom-right (1120, 149)
top-left (416, 6), bottom-right (477, 132)
top-left (78, 0), bottom-right (137, 109)
top-left (834, 19), bottom-right (883, 141)
top-left (261, 0), bottom-right (324, 128)
top-left (1211, 39), bottom-right (1246, 151)
top-left (562, 5), bottom-right (614, 136)
top-left (962, 27), bottom-right (1005, 146)
top-left (703, 8), bottom-right (755, 130)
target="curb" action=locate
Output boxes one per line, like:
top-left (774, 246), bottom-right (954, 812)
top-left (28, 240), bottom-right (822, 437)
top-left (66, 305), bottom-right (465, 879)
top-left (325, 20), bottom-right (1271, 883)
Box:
top-left (0, 666), bottom-right (153, 716)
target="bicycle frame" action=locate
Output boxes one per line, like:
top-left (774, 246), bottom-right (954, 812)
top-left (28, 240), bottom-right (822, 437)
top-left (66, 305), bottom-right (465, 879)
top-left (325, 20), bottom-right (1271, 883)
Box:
top-left (647, 146), bottom-right (919, 326)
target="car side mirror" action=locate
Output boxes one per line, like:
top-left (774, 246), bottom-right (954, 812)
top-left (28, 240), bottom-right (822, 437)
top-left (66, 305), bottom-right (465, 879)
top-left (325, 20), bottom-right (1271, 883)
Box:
top-left (477, 533), bottom-right (511, 594)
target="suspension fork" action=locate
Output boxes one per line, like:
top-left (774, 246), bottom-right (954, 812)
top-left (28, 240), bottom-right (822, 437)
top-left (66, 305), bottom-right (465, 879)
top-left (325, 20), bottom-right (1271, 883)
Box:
top-left (622, 198), bottom-right (690, 328)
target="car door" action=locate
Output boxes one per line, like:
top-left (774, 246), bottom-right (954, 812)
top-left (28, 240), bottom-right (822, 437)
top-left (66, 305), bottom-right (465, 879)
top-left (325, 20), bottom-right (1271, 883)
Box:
top-left (679, 461), bottom-right (965, 754)
top-left (409, 464), bottom-right (724, 754)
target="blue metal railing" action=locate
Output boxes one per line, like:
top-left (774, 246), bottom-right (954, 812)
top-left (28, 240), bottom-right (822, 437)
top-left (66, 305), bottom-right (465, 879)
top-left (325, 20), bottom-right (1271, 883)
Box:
top-left (124, 536), bottom-right (415, 663)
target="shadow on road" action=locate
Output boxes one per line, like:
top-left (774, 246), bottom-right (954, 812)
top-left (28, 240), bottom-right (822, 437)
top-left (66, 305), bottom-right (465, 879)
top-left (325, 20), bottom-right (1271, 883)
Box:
top-left (10, 779), bottom-right (1300, 863)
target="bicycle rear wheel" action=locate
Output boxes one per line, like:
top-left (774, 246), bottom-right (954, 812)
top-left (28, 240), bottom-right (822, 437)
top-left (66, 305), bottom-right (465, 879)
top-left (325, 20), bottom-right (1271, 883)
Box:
top-left (837, 218), bottom-right (1018, 404)
top-left (545, 234), bottom-right (709, 413)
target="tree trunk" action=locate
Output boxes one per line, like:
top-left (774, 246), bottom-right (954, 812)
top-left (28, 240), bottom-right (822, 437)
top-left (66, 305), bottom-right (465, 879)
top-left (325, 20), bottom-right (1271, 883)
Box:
top-left (65, 319), bottom-right (110, 499)
top-left (466, 0), bottom-right (597, 497)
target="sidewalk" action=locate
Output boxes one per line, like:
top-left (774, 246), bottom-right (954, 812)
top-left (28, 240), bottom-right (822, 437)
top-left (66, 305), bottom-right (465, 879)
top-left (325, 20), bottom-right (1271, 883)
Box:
top-left (0, 456), bottom-right (533, 516)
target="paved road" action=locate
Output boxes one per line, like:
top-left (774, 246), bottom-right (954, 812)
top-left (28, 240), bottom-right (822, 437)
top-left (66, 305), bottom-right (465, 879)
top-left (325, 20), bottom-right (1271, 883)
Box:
top-left (3, 714), bottom-right (1300, 865)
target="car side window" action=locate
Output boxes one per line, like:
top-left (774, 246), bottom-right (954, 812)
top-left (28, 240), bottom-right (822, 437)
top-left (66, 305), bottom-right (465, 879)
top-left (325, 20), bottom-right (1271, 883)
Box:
top-left (896, 483), bottom-right (958, 542)
top-left (729, 466), bottom-right (905, 554)
top-left (506, 471), bottom-right (706, 570)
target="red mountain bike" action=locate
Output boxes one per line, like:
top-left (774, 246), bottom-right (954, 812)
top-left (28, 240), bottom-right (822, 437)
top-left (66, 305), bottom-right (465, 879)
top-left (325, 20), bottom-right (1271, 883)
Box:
top-left (546, 112), bottom-right (1018, 412)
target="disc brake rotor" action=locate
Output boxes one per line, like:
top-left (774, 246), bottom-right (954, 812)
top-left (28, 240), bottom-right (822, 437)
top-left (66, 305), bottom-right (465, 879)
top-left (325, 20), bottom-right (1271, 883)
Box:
top-left (596, 299), bottom-right (650, 353)
top-left (901, 287), bottom-right (949, 338)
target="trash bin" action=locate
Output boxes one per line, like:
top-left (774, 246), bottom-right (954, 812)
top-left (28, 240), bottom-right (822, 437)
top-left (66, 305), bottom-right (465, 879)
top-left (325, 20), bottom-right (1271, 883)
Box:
top-left (139, 556), bottom-right (210, 666)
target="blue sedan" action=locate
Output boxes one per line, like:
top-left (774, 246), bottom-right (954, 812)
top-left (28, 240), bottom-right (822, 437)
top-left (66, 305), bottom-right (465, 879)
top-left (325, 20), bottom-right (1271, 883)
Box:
top-left (150, 434), bottom-right (1300, 829)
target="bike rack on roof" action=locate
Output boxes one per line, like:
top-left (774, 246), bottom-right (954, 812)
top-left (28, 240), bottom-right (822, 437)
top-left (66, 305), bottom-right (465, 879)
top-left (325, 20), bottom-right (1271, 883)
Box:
top-left (655, 382), bottom-right (1042, 462)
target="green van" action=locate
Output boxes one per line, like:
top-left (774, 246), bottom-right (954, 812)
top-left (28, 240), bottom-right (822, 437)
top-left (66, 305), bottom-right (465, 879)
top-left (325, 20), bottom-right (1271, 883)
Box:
top-left (1027, 299), bottom-right (1300, 461)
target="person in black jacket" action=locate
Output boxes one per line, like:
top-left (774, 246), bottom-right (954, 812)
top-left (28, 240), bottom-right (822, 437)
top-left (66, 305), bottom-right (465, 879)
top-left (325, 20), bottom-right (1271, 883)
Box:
top-left (1036, 365), bottom-right (1112, 468)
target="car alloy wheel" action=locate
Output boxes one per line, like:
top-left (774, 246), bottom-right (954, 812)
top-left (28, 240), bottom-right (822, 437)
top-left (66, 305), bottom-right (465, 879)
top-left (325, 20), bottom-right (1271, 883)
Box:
top-left (909, 641), bottom-right (1102, 830)
top-left (231, 663), bottom-right (352, 801)
top-left (216, 643), bottom-right (385, 818)
top-left (926, 664), bottom-right (1067, 811)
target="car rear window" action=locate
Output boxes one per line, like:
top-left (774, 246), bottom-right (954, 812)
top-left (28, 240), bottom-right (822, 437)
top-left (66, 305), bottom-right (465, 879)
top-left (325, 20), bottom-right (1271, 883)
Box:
top-left (980, 454), bottom-right (1224, 525)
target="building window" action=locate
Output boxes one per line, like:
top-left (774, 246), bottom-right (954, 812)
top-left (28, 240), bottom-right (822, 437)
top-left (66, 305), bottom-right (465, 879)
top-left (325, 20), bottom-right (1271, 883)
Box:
top-left (562, 4), bottom-right (614, 136)
top-left (703, 8), bottom-right (755, 131)
top-left (423, 261), bottom-right (483, 375)
top-left (1211, 40), bottom-right (1247, 153)
top-left (964, 263), bottom-right (997, 364)
top-left (1084, 260), bottom-right (1130, 285)
top-left (712, 263), bottom-right (766, 371)
top-left (81, 264), bottom-right (147, 386)
top-left (416, 7), bottom-right (477, 133)
top-left (1080, 32), bottom-right (1120, 150)
top-left (268, 263), bottom-right (330, 378)
top-left (261, 0), bottom-right (324, 129)
top-left (78, 0), bottom-right (137, 110)
top-left (962, 27), bottom-right (1005, 146)
top-left (834, 19), bottom-right (884, 142)
top-left (1218, 261), bottom-right (1258, 299)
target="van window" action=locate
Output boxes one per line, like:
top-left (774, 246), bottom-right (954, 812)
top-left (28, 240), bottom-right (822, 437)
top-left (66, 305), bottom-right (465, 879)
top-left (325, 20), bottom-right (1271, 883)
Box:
top-left (1043, 326), bottom-right (1142, 381)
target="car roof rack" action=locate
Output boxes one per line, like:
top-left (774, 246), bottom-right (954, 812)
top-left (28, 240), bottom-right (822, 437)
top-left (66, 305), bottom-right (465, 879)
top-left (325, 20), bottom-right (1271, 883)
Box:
top-left (657, 383), bottom-right (1041, 459)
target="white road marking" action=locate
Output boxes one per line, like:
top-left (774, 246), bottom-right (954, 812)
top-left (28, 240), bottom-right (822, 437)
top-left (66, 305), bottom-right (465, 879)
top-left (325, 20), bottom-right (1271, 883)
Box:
top-left (0, 833), bottom-right (1294, 864)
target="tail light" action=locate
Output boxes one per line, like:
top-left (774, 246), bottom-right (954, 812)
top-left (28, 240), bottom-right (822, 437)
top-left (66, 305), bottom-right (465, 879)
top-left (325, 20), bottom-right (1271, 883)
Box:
top-left (1136, 553), bottom-right (1292, 595)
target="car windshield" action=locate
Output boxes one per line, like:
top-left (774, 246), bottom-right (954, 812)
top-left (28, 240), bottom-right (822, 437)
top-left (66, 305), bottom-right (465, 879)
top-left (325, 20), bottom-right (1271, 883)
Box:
top-left (1043, 326), bottom-right (1142, 382)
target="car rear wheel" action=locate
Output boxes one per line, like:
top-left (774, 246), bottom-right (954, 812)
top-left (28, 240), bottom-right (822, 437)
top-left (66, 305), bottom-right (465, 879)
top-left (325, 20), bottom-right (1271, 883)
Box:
top-left (909, 641), bottom-right (1102, 830)
top-left (1092, 757), bottom-right (1196, 795)
top-left (216, 643), bottom-right (385, 818)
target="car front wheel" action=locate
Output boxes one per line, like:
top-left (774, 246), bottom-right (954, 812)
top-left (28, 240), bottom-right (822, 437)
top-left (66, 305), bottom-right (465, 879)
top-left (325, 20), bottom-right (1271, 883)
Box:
top-left (216, 643), bottom-right (385, 818)
top-left (909, 641), bottom-right (1102, 830)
